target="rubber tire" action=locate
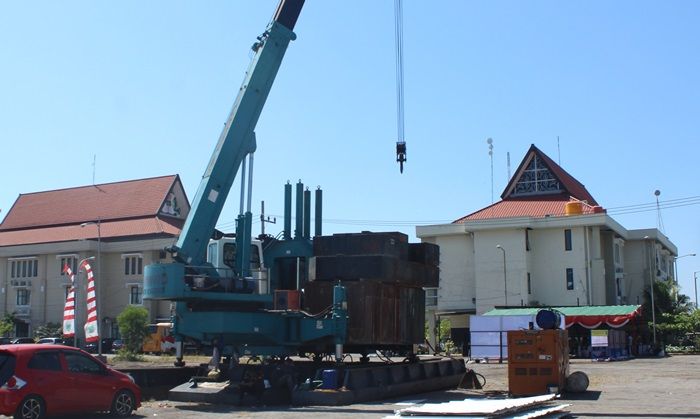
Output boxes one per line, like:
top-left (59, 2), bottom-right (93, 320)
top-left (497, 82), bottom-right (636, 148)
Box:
top-left (110, 389), bottom-right (135, 417)
top-left (14, 395), bottom-right (45, 419)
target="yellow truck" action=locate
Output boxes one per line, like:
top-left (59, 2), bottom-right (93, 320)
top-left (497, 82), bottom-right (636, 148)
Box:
top-left (142, 322), bottom-right (176, 354)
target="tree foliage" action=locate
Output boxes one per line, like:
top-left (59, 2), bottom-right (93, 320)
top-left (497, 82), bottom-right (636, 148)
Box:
top-left (0, 314), bottom-right (16, 337)
top-left (34, 322), bottom-right (62, 339)
top-left (643, 280), bottom-right (699, 348)
top-left (424, 318), bottom-right (456, 353)
top-left (116, 306), bottom-right (149, 355)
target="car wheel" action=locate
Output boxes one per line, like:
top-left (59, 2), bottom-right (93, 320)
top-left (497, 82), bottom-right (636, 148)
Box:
top-left (14, 395), bottom-right (45, 419)
top-left (110, 389), bottom-right (135, 417)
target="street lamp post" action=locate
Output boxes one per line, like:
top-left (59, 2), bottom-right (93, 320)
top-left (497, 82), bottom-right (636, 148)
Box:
top-left (673, 253), bottom-right (696, 289)
top-left (76, 256), bottom-right (95, 348)
top-left (496, 245), bottom-right (507, 306)
top-left (81, 219), bottom-right (102, 357)
top-left (643, 236), bottom-right (657, 347)
top-left (694, 271), bottom-right (700, 311)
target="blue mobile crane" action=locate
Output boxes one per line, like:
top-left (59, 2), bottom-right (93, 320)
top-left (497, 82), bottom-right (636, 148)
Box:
top-left (143, 0), bottom-right (348, 366)
top-left (143, 2), bottom-right (468, 404)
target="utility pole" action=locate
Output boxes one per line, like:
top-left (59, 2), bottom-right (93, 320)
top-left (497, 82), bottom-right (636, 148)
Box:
top-left (260, 201), bottom-right (276, 236)
top-left (695, 271), bottom-right (699, 311)
top-left (81, 219), bottom-right (102, 357)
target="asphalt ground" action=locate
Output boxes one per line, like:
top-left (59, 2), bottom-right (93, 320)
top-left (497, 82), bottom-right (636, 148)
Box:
top-left (3, 355), bottom-right (699, 418)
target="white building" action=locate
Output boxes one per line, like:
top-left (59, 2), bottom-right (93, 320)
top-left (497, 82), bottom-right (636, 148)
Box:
top-left (417, 145), bottom-right (677, 348)
top-left (0, 175), bottom-right (189, 342)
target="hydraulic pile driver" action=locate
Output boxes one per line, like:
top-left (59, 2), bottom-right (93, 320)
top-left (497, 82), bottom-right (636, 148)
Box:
top-left (143, 0), bottom-right (349, 365)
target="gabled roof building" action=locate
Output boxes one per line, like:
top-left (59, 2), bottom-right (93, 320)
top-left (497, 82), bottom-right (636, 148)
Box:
top-left (417, 145), bottom-right (677, 341)
top-left (0, 175), bottom-right (189, 341)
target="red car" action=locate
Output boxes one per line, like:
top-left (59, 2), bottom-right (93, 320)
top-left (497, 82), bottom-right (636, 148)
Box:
top-left (0, 344), bottom-right (141, 419)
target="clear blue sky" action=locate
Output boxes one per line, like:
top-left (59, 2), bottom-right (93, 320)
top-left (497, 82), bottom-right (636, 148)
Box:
top-left (1, 1), bottom-right (699, 298)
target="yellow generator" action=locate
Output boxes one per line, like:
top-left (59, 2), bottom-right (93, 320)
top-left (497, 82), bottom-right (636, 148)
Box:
top-left (508, 328), bottom-right (569, 396)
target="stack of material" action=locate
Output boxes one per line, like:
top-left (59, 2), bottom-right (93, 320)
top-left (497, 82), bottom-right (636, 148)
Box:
top-left (304, 280), bottom-right (425, 346)
top-left (304, 232), bottom-right (439, 348)
top-left (310, 232), bottom-right (439, 287)
top-left (383, 394), bottom-right (571, 419)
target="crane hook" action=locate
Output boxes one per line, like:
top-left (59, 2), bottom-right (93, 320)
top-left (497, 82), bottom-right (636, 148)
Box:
top-left (396, 141), bottom-right (407, 173)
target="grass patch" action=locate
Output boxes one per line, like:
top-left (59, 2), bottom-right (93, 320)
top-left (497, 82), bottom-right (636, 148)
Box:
top-left (113, 348), bottom-right (145, 362)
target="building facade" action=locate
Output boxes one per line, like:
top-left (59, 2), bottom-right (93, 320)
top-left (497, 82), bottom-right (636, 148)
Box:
top-left (417, 145), bottom-right (677, 344)
top-left (0, 175), bottom-right (189, 342)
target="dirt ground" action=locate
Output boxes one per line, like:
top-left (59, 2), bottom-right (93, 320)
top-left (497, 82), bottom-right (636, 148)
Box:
top-left (129, 355), bottom-right (700, 419)
top-left (3, 355), bottom-right (699, 418)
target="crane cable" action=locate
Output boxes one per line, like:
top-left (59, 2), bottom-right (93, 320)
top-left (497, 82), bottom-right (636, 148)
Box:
top-left (394, 0), bottom-right (407, 173)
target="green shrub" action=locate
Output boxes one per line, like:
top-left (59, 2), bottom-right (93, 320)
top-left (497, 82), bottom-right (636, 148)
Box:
top-left (116, 306), bottom-right (149, 355)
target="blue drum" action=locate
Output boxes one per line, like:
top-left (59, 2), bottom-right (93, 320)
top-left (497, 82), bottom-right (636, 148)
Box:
top-left (535, 309), bottom-right (561, 330)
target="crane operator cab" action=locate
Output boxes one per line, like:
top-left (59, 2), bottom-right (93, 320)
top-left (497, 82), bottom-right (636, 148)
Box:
top-left (204, 238), bottom-right (269, 294)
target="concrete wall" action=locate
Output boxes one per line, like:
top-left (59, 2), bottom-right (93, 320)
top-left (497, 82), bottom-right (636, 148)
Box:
top-left (624, 240), bottom-right (651, 305)
top-left (602, 232), bottom-right (616, 305)
top-left (529, 227), bottom-right (589, 306)
top-left (473, 229), bottom-right (527, 314)
top-left (423, 234), bottom-right (476, 312)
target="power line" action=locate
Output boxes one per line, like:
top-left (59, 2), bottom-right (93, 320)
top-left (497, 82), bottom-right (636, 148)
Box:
top-left (211, 194), bottom-right (700, 230)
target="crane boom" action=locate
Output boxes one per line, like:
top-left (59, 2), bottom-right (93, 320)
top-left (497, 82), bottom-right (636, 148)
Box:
top-left (171, 0), bottom-right (304, 267)
top-left (144, 0), bottom-right (349, 365)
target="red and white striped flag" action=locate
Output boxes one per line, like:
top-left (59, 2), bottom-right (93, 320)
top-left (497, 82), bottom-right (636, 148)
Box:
top-left (81, 260), bottom-right (99, 343)
top-left (62, 264), bottom-right (76, 338)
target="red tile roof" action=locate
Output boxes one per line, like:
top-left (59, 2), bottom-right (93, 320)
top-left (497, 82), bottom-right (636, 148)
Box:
top-left (0, 175), bottom-right (179, 231)
top-left (501, 144), bottom-right (598, 205)
top-left (0, 217), bottom-right (183, 247)
top-left (454, 195), bottom-right (597, 223)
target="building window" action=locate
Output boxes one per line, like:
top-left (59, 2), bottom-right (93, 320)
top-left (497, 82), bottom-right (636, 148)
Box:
top-left (527, 273), bottom-right (532, 294)
top-left (16, 289), bottom-right (30, 306)
top-left (129, 286), bottom-right (142, 305)
top-left (614, 243), bottom-right (621, 264)
top-left (660, 255), bottom-right (667, 273)
top-left (525, 229), bottom-right (531, 251)
top-left (60, 257), bottom-right (77, 275)
top-left (564, 229), bottom-right (572, 251)
top-left (10, 259), bottom-right (38, 279)
top-left (124, 255), bottom-right (143, 276)
top-left (566, 268), bottom-right (574, 290)
top-left (425, 288), bottom-right (438, 307)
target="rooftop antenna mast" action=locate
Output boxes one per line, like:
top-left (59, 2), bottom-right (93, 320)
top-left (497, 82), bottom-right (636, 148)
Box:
top-left (394, 0), bottom-right (407, 173)
top-left (557, 136), bottom-right (561, 165)
top-left (507, 151), bottom-right (511, 181)
top-left (654, 190), bottom-right (665, 233)
top-left (487, 138), bottom-right (494, 203)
